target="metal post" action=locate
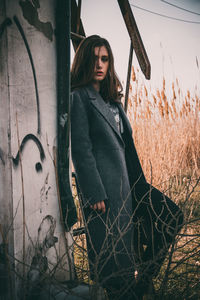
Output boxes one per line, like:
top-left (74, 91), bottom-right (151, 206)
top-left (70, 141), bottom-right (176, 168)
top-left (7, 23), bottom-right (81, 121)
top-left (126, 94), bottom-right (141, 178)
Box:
top-left (56, 0), bottom-right (77, 230)
top-left (124, 41), bottom-right (134, 113)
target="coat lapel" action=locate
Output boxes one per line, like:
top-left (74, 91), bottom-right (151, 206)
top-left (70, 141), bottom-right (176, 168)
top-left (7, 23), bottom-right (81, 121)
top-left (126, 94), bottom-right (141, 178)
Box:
top-left (85, 85), bottom-right (124, 143)
top-left (116, 102), bottom-right (133, 136)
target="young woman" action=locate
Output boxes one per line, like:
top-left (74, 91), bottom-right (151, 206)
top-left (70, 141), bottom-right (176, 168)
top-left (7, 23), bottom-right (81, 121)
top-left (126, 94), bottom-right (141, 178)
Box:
top-left (70, 35), bottom-right (183, 300)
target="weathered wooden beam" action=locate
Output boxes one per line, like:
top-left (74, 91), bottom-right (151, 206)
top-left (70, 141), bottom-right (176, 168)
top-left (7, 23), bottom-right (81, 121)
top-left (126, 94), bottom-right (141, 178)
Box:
top-left (71, 0), bottom-right (86, 50)
top-left (117, 0), bottom-right (151, 80)
top-left (71, 31), bottom-right (85, 42)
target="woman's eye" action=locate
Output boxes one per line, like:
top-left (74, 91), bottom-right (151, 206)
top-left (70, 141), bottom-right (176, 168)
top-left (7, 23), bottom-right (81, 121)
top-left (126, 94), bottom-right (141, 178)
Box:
top-left (101, 56), bottom-right (108, 62)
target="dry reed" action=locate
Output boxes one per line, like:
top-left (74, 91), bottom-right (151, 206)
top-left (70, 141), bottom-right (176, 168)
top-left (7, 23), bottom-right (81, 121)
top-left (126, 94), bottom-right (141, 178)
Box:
top-left (127, 66), bottom-right (200, 193)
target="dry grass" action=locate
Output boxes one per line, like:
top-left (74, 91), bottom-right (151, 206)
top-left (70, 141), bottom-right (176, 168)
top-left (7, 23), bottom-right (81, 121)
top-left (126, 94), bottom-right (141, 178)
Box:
top-left (127, 66), bottom-right (200, 189)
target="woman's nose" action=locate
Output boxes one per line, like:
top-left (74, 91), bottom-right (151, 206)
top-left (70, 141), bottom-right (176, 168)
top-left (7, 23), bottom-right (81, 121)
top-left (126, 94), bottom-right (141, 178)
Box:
top-left (96, 58), bottom-right (102, 69)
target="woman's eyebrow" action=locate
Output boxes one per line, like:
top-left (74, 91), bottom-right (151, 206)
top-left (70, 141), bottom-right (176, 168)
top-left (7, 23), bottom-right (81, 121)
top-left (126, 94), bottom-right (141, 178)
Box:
top-left (95, 55), bottom-right (108, 59)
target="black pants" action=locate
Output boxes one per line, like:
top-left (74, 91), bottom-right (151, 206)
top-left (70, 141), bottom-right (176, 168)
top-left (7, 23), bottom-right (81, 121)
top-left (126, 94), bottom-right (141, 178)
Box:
top-left (104, 276), bottom-right (141, 300)
top-left (132, 183), bottom-right (184, 281)
top-left (83, 183), bottom-right (183, 300)
top-left (104, 184), bottom-right (184, 300)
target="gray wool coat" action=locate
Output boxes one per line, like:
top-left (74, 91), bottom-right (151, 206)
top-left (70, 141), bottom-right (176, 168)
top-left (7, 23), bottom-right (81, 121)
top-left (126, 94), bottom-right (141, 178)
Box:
top-left (71, 85), bottom-right (146, 205)
top-left (70, 84), bottom-right (145, 284)
top-left (70, 84), bottom-right (183, 285)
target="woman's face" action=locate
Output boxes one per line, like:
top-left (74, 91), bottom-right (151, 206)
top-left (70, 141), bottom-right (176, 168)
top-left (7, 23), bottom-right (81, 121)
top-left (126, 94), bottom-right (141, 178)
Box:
top-left (93, 46), bottom-right (109, 83)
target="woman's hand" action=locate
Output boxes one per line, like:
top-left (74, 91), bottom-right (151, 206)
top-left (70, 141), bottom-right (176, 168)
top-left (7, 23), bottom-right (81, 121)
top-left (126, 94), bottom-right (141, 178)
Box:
top-left (90, 200), bottom-right (106, 213)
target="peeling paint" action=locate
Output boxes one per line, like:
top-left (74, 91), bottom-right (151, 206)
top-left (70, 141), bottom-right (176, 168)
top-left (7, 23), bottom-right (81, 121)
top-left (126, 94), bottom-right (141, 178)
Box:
top-left (19, 0), bottom-right (53, 41)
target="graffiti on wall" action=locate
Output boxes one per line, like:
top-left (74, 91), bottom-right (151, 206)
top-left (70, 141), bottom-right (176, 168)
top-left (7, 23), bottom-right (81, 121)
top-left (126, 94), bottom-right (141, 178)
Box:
top-left (12, 134), bottom-right (45, 172)
top-left (0, 3), bottom-right (72, 296)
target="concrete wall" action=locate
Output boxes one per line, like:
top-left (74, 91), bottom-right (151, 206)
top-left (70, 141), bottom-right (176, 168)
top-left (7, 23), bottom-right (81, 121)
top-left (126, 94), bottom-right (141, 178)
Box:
top-left (0, 0), bottom-right (74, 298)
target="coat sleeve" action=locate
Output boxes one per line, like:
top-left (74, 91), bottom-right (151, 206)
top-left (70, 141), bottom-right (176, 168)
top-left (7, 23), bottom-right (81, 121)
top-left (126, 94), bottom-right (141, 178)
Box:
top-left (71, 89), bottom-right (108, 206)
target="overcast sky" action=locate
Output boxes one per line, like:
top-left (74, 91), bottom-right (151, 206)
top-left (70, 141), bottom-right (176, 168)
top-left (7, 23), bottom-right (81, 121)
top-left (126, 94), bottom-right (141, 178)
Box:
top-left (72, 0), bottom-right (200, 96)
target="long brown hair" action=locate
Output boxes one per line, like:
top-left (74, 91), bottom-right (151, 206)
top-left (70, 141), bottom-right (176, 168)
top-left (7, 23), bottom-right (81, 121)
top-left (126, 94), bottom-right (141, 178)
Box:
top-left (71, 35), bottom-right (123, 102)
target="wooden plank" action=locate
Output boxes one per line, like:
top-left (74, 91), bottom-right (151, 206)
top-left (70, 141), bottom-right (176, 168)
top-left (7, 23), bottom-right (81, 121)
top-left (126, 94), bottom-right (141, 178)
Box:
top-left (118, 0), bottom-right (151, 80)
top-left (71, 0), bottom-right (86, 50)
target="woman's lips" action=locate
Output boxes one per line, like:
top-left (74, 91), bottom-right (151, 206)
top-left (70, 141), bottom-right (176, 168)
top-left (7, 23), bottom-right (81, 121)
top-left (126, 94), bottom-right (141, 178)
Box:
top-left (96, 72), bottom-right (103, 76)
